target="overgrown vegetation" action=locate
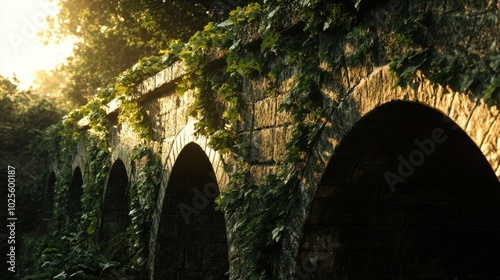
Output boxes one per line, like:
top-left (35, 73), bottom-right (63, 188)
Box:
top-left (20, 0), bottom-right (499, 279)
top-left (43, 0), bottom-right (256, 106)
top-left (0, 76), bottom-right (63, 280)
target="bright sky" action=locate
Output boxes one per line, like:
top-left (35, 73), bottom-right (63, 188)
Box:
top-left (0, 0), bottom-right (73, 89)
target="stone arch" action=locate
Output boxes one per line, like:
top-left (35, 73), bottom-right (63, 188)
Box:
top-left (298, 67), bottom-right (499, 210)
top-left (149, 120), bottom-right (230, 279)
top-left (110, 143), bottom-right (133, 175)
top-left (295, 101), bottom-right (500, 278)
top-left (287, 65), bottom-right (500, 278)
top-left (68, 166), bottom-right (84, 217)
top-left (99, 159), bottom-right (131, 247)
top-left (42, 171), bottom-right (56, 224)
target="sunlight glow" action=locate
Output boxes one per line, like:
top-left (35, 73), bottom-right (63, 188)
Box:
top-left (0, 0), bottom-right (73, 89)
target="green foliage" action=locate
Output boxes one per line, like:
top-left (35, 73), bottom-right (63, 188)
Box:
top-left (388, 12), bottom-right (499, 105)
top-left (484, 77), bottom-right (500, 106)
top-left (29, 0), bottom-right (499, 279)
top-left (128, 145), bottom-right (162, 267)
top-left (389, 49), bottom-right (429, 88)
top-left (44, 0), bottom-right (251, 105)
top-left (346, 26), bottom-right (375, 64)
top-left (20, 234), bottom-right (119, 280)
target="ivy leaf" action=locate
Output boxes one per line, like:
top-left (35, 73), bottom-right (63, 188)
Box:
top-left (229, 38), bottom-right (241, 51)
top-left (271, 224), bottom-right (285, 242)
top-left (53, 271), bottom-right (68, 280)
top-left (261, 31), bottom-right (280, 53)
top-left (267, 7), bottom-right (279, 19)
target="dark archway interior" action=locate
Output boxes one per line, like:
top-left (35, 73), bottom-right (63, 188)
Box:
top-left (68, 167), bottom-right (83, 216)
top-left (43, 172), bottom-right (56, 221)
top-left (100, 159), bottom-right (130, 244)
top-left (155, 143), bottom-right (229, 280)
top-left (296, 101), bottom-right (500, 279)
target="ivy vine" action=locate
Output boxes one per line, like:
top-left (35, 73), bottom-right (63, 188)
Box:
top-left (32, 0), bottom-right (499, 279)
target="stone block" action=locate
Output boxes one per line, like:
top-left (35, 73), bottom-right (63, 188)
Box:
top-left (249, 165), bottom-right (277, 186)
top-left (237, 102), bottom-right (253, 132)
top-left (254, 97), bottom-right (276, 129)
top-left (346, 64), bottom-right (372, 93)
top-left (448, 92), bottom-right (478, 131)
top-left (273, 126), bottom-right (292, 162)
top-left (480, 117), bottom-right (500, 171)
top-left (465, 100), bottom-right (499, 146)
top-left (250, 129), bottom-right (275, 163)
top-left (275, 94), bottom-right (292, 126)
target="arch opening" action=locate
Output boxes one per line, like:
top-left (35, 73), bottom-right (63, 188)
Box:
top-left (68, 167), bottom-right (83, 217)
top-left (297, 101), bottom-right (500, 279)
top-left (100, 159), bottom-right (130, 246)
top-left (154, 142), bottom-right (229, 279)
top-left (43, 172), bottom-right (56, 222)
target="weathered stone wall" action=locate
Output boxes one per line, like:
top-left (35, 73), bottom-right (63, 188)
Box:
top-left (57, 0), bottom-right (500, 279)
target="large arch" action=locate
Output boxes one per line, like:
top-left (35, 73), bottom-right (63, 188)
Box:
top-left (152, 142), bottom-right (229, 279)
top-left (295, 101), bottom-right (500, 278)
top-left (276, 66), bottom-right (500, 278)
top-left (99, 159), bottom-right (131, 248)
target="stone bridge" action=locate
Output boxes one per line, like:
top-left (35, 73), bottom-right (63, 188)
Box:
top-left (43, 1), bottom-right (500, 279)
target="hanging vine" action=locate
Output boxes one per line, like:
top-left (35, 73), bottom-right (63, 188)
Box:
top-left (28, 0), bottom-right (499, 279)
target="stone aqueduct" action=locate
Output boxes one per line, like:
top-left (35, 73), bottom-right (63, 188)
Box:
top-left (44, 1), bottom-right (500, 279)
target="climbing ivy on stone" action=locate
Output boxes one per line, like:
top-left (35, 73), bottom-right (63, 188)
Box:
top-left (128, 144), bottom-right (162, 267)
top-left (33, 0), bottom-right (499, 278)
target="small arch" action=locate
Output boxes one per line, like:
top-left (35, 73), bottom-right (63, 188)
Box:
top-left (149, 120), bottom-right (232, 279)
top-left (68, 167), bottom-right (83, 217)
top-left (99, 159), bottom-right (131, 247)
top-left (153, 142), bottom-right (229, 279)
top-left (296, 101), bottom-right (500, 279)
top-left (43, 172), bottom-right (56, 222)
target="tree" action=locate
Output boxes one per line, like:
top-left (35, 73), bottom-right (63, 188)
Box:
top-left (32, 67), bottom-right (73, 111)
top-left (44, 0), bottom-right (249, 105)
top-left (0, 75), bottom-right (63, 184)
top-left (0, 75), bottom-right (63, 280)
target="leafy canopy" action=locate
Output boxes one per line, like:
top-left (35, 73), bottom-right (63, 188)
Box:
top-left (44, 0), bottom-right (250, 105)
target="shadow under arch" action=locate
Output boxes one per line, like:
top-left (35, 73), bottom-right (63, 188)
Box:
top-left (41, 171), bottom-right (56, 231)
top-left (99, 159), bottom-right (131, 247)
top-left (295, 101), bottom-right (500, 279)
top-left (68, 166), bottom-right (84, 218)
top-left (152, 142), bottom-right (229, 279)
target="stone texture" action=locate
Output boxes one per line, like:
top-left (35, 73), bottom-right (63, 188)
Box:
top-left (254, 97), bottom-right (276, 129)
top-left (250, 129), bottom-right (275, 164)
top-left (65, 1), bottom-right (500, 279)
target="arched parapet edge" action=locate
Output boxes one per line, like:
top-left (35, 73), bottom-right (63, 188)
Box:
top-left (277, 64), bottom-right (500, 278)
top-left (71, 154), bottom-right (86, 183)
top-left (147, 118), bottom-right (232, 279)
top-left (71, 140), bottom-right (88, 179)
top-left (109, 143), bottom-right (133, 178)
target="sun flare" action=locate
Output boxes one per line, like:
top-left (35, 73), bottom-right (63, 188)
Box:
top-left (0, 0), bottom-right (73, 89)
